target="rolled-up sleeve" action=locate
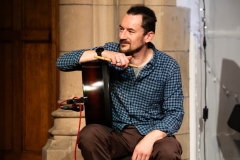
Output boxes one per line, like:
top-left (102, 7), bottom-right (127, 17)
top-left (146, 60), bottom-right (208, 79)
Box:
top-left (56, 50), bottom-right (85, 71)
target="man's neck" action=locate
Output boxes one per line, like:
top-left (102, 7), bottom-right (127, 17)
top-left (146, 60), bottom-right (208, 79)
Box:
top-left (131, 48), bottom-right (153, 67)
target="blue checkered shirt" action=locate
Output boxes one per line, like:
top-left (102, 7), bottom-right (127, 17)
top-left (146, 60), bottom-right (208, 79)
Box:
top-left (56, 42), bottom-right (184, 136)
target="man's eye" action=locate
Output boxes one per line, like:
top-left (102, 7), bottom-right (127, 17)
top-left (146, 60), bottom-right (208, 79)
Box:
top-left (129, 30), bottom-right (134, 33)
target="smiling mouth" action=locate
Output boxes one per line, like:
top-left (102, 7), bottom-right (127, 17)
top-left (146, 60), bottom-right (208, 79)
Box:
top-left (121, 43), bottom-right (129, 46)
top-left (120, 41), bottom-right (130, 46)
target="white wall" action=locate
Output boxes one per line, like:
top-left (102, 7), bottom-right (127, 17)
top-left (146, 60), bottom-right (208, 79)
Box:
top-left (177, 0), bottom-right (240, 160)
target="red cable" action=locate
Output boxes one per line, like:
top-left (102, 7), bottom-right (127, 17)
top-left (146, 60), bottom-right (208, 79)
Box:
top-left (58, 99), bottom-right (67, 108)
top-left (74, 103), bottom-right (83, 160)
top-left (58, 97), bottom-right (82, 160)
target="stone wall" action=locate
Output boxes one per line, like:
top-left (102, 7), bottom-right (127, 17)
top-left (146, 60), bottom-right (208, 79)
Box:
top-left (43, 0), bottom-right (190, 159)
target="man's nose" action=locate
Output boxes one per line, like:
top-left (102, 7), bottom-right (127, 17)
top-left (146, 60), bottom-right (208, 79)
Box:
top-left (119, 30), bottom-right (127, 39)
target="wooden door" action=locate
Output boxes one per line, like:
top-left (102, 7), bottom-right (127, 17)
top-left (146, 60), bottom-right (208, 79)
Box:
top-left (0, 0), bottom-right (59, 159)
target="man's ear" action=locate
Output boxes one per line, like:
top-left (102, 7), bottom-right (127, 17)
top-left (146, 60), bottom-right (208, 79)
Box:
top-left (145, 31), bottom-right (154, 43)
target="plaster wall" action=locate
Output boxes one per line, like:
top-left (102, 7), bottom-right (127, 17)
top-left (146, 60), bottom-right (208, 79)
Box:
top-left (177, 0), bottom-right (240, 159)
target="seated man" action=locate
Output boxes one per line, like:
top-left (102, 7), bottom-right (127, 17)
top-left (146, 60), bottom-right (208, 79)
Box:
top-left (57, 5), bottom-right (184, 160)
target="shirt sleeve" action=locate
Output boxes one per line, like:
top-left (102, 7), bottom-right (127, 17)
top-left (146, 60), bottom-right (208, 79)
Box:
top-left (153, 63), bottom-right (184, 136)
top-left (56, 49), bottom-right (85, 71)
top-left (56, 42), bottom-right (119, 71)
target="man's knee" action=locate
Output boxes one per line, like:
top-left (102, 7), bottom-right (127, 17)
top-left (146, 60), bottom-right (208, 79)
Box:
top-left (157, 150), bottom-right (181, 160)
top-left (78, 124), bottom-right (110, 149)
top-left (152, 136), bottom-right (182, 160)
top-left (153, 148), bottom-right (182, 160)
top-left (78, 124), bottom-right (101, 142)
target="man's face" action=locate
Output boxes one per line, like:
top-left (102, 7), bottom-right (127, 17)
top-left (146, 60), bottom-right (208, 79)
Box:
top-left (119, 14), bottom-right (146, 56)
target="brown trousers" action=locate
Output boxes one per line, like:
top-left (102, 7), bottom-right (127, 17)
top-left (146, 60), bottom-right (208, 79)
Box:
top-left (78, 124), bottom-right (182, 160)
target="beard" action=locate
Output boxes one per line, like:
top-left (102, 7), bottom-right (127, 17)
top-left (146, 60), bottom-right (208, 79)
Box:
top-left (119, 40), bottom-right (144, 56)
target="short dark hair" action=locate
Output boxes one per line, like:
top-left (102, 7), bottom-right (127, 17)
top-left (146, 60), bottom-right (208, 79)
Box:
top-left (127, 5), bottom-right (157, 35)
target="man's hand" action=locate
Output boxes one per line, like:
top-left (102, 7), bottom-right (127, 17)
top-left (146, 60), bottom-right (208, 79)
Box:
top-left (132, 130), bottom-right (167, 160)
top-left (80, 49), bottom-right (133, 68)
top-left (104, 51), bottom-right (132, 68)
top-left (131, 137), bottom-right (153, 160)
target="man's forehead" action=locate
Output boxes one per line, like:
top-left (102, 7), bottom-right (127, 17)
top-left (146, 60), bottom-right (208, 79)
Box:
top-left (120, 14), bottom-right (143, 28)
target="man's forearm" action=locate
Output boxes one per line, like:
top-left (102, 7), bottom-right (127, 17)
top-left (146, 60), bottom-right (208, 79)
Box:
top-left (79, 50), bottom-right (98, 63)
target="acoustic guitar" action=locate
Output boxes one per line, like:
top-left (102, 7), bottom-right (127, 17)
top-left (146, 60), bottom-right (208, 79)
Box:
top-left (81, 60), bottom-right (112, 127)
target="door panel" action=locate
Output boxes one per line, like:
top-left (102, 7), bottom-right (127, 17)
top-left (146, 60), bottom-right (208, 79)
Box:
top-left (24, 0), bottom-right (51, 29)
top-left (0, 0), bottom-right (59, 159)
top-left (0, 43), bottom-right (13, 152)
top-left (24, 43), bottom-right (52, 152)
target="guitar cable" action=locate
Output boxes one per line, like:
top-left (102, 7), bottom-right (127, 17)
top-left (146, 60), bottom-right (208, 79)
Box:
top-left (58, 97), bottom-right (83, 160)
top-left (75, 104), bottom-right (83, 160)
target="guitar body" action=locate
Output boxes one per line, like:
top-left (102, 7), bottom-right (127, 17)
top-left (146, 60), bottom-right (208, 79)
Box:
top-left (81, 61), bottom-right (112, 127)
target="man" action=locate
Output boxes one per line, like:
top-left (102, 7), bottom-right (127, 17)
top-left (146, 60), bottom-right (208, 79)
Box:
top-left (57, 5), bottom-right (184, 160)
